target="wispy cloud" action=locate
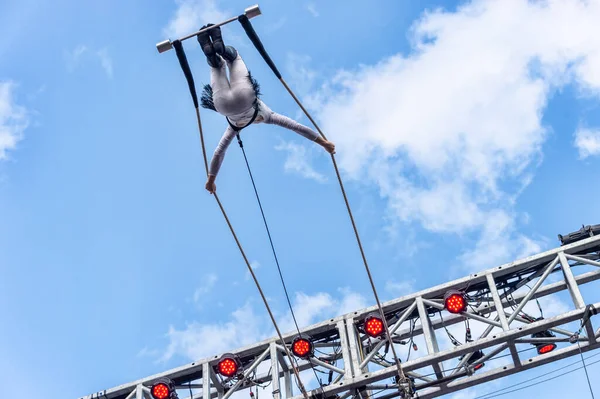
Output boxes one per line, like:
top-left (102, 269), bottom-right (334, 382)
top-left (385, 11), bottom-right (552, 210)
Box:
top-left (66, 45), bottom-right (87, 72)
top-left (275, 141), bottom-right (327, 183)
top-left (96, 48), bottom-right (113, 78)
top-left (265, 17), bottom-right (287, 34)
top-left (65, 45), bottom-right (113, 78)
top-left (574, 127), bottom-right (600, 159)
top-left (286, 53), bottom-right (317, 96)
top-left (159, 288), bottom-right (368, 362)
top-left (162, 0), bottom-right (249, 51)
top-left (0, 81), bottom-right (28, 160)
top-left (193, 273), bottom-right (218, 303)
top-left (385, 279), bottom-right (416, 297)
top-left (307, 3), bottom-right (319, 17)
top-left (163, 0), bottom-right (229, 38)
top-left (303, 0), bottom-right (600, 270)
top-left (245, 260), bottom-right (260, 280)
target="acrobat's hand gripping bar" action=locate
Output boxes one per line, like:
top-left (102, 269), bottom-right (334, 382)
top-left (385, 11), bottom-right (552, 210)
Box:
top-left (156, 4), bottom-right (262, 53)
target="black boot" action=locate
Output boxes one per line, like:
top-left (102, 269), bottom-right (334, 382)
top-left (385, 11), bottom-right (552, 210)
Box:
top-left (197, 24), bottom-right (222, 68)
top-left (208, 25), bottom-right (237, 62)
top-left (221, 46), bottom-right (238, 63)
top-left (208, 24), bottom-right (225, 55)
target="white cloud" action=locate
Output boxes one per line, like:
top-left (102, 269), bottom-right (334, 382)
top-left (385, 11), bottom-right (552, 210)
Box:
top-left (302, 0), bottom-right (600, 269)
top-left (160, 289), bottom-right (368, 362)
top-left (286, 53), bottom-right (318, 97)
top-left (163, 0), bottom-right (229, 39)
top-left (65, 45), bottom-right (113, 78)
top-left (96, 48), bottom-right (113, 78)
top-left (275, 141), bottom-right (327, 183)
top-left (385, 279), bottom-right (416, 297)
top-left (244, 260), bottom-right (260, 280)
top-left (574, 127), bottom-right (600, 159)
top-left (0, 81), bottom-right (28, 160)
top-left (459, 210), bottom-right (544, 271)
top-left (265, 17), bottom-right (287, 34)
top-left (193, 273), bottom-right (218, 303)
top-left (307, 3), bottom-right (319, 17)
top-left (161, 301), bottom-right (265, 362)
top-left (337, 287), bottom-right (369, 315)
top-left (66, 45), bottom-right (87, 72)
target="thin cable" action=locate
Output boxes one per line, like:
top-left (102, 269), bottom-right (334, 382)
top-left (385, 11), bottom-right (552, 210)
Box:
top-left (192, 108), bottom-right (310, 399)
top-left (235, 134), bottom-right (300, 333)
top-left (474, 358), bottom-right (600, 399)
top-left (578, 340), bottom-right (596, 399)
top-left (236, 20), bottom-right (410, 394)
top-left (473, 350), bottom-right (600, 399)
top-left (235, 133), bottom-right (327, 392)
top-left (278, 78), bottom-right (411, 396)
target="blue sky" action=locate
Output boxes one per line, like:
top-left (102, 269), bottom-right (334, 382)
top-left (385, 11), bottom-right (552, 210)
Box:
top-left (1, 0), bottom-right (600, 398)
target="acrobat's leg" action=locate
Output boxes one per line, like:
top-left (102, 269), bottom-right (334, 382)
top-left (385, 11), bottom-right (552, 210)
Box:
top-left (198, 24), bottom-right (229, 96)
top-left (207, 26), bottom-right (248, 88)
top-left (227, 50), bottom-right (252, 87)
top-left (209, 27), bottom-right (255, 112)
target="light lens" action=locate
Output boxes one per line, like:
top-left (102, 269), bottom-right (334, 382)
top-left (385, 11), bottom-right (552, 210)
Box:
top-left (537, 343), bottom-right (556, 355)
top-left (218, 357), bottom-right (239, 377)
top-left (445, 292), bottom-right (467, 314)
top-left (151, 383), bottom-right (170, 399)
top-left (292, 338), bottom-right (312, 358)
top-left (466, 350), bottom-right (485, 371)
top-left (365, 316), bottom-right (384, 337)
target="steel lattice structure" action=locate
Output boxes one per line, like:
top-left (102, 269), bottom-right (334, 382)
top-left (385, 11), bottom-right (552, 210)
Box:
top-left (80, 235), bottom-right (600, 399)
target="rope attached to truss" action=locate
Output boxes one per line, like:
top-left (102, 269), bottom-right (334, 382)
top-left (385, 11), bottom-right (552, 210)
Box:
top-left (171, 39), bottom-right (311, 399)
top-left (236, 15), bottom-right (412, 397)
top-left (234, 132), bottom-right (327, 393)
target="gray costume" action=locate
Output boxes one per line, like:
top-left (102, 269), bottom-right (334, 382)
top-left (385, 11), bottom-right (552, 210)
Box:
top-left (201, 54), bottom-right (319, 177)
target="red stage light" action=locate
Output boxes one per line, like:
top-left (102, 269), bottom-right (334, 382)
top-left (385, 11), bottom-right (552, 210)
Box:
top-left (292, 336), bottom-right (313, 359)
top-left (531, 328), bottom-right (557, 355)
top-left (465, 350), bottom-right (485, 371)
top-left (364, 314), bottom-right (385, 338)
top-left (537, 343), bottom-right (556, 355)
top-left (217, 355), bottom-right (240, 377)
top-left (150, 378), bottom-right (176, 399)
top-left (444, 291), bottom-right (467, 314)
top-left (151, 383), bottom-right (170, 399)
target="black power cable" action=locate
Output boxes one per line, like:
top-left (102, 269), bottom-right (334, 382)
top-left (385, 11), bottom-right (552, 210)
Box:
top-left (473, 350), bottom-right (600, 399)
top-left (235, 133), bottom-right (327, 394)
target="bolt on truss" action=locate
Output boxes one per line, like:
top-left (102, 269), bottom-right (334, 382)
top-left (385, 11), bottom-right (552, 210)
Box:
top-left (80, 235), bottom-right (600, 399)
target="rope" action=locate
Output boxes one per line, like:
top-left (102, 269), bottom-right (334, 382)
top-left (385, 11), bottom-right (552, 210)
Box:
top-left (235, 16), bottom-right (412, 396)
top-left (169, 39), bottom-right (311, 399)
top-left (577, 341), bottom-right (596, 399)
top-left (279, 78), bottom-right (411, 394)
top-left (193, 109), bottom-right (310, 399)
top-left (235, 133), bottom-right (326, 393)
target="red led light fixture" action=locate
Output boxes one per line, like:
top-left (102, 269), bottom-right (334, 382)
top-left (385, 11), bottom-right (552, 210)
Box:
top-left (291, 335), bottom-right (314, 359)
top-left (217, 353), bottom-right (240, 377)
top-left (151, 384), bottom-right (170, 399)
top-left (537, 343), bottom-right (557, 355)
top-left (150, 378), bottom-right (176, 399)
top-left (531, 328), bottom-right (557, 355)
top-left (364, 313), bottom-right (385, 338)
top-left (444, 290), bottom-right (467, 314)
top-left (468, 350), bottom-right (485, 371)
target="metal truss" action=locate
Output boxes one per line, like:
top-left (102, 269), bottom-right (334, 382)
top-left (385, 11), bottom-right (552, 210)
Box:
top-left (80, 235), bottom-right (600, 399)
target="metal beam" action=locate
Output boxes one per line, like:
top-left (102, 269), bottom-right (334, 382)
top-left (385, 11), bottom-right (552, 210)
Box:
top-left (79, 236), bottom-right (600, 399)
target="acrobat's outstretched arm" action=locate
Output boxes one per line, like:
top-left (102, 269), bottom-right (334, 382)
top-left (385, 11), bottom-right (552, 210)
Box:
top-left (263, 110), bottom-right (335, 154)
top-left (206, 126), bottom-right (237, 194)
